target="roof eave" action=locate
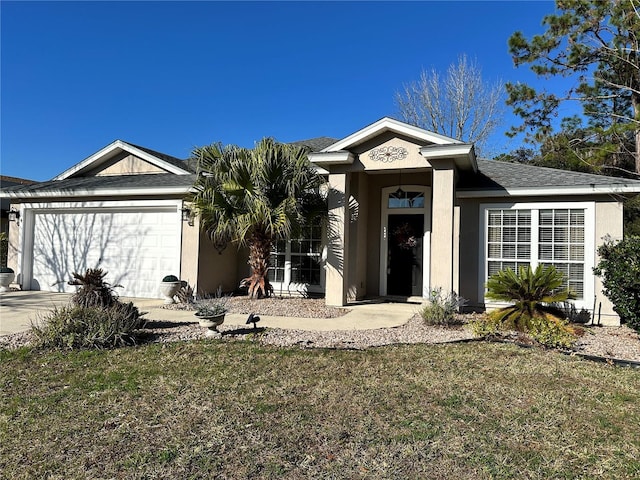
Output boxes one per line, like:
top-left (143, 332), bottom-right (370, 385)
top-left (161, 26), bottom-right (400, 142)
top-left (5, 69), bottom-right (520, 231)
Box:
top-left (308, 151), bottom-right (355, 166)
top-left (321, 117), bottom-right (462, 152)
top-left (54, 140), bottom-right (191, 180)
top-left (420, 144), bottom-right (477, 172)
top-left (457, 184), bottom-right (640, 198)
top-left (1, 186), bottom-right (194, 199)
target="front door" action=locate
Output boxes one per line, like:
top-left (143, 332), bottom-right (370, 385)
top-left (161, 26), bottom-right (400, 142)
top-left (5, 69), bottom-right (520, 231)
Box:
top-left (387, 214), bottom-right (423, 296)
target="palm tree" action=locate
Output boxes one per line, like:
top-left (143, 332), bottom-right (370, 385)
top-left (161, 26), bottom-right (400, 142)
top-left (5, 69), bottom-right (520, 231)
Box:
top-left (190, 138), bottom-right (324, 299)
top-left (486, 264), bottom-right (575, 333)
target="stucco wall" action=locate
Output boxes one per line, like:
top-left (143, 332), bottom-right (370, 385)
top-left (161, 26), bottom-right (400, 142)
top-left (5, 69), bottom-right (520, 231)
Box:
top-left (354, 133), bottom-right (433, 172)
top-left (89, 153), bottom-right (166, 176)
top-left (180, 214), bottom-right (200, 292)
top-left (196, 234), bottom-right (239, 295)
top-left (594, 200), bottom-right (623, 326)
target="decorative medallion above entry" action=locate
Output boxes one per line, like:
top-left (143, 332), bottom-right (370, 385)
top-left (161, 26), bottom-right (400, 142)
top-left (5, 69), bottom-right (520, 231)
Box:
top-left (368, 146), bottom-right (408, 163)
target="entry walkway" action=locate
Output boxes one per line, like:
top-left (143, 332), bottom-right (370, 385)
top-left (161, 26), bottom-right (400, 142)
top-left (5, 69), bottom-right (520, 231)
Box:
top-left (0, 291), bottom-right (419, 336)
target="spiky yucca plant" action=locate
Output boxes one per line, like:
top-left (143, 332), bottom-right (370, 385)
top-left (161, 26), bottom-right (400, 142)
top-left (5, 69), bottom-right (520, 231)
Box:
top-left (485, 265), bottom-right (578, 343)
top-left (68, 268), bottom-right (121, 308)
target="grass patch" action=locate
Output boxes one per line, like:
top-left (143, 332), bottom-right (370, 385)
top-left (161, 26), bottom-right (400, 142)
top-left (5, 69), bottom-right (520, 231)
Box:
top-left (1, 341), bottom-right (639, 478)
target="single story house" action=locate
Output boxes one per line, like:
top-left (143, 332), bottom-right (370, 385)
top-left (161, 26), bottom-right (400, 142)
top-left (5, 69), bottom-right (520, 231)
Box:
top-left (4, 118), bottom-right (640, 325)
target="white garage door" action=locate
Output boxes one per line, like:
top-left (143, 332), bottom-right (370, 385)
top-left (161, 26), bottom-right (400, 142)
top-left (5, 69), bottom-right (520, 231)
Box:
top-left (29, 207), bottom-right (181, 298)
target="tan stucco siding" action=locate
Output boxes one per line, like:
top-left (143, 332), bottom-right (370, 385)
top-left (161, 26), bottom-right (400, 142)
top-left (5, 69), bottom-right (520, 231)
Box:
top-left (353, 173), bottom-right (369, 300)
top-left (90, 153), bottom-right (167, 176)
top-left (356, 135), bottom-right (433, 172)
top-left (180, 214), bottom-right (200, 291)
top-left (430, 164), bottom-right (455, 292)
top-left (196, 234), bottom-right (239, 295)
top-left (457, 198), bottom-right (482, 308)
top-left (325, 173), bottom-right (350, 305)
top-left (594, 200), bottom-right (623, 325)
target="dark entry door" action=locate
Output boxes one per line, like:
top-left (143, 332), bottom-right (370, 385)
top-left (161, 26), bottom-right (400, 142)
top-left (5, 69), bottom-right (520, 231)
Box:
top-left (387, 214), bottom-right (423, 296)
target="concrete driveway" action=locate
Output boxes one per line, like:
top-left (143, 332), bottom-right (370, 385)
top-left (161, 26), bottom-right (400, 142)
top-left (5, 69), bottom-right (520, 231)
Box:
top-left (0, 291), bottom-right (73, 335)
top-left (0, 291), bottom-right (176, 335)
top-left (0, 291), bottom-right (417, 336)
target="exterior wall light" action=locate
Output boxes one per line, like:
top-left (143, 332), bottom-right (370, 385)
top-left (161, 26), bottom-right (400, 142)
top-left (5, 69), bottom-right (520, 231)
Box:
top-left (8, 209), bottom-right (20, 222)
top-left (181, 207), bottom-right (194, 226)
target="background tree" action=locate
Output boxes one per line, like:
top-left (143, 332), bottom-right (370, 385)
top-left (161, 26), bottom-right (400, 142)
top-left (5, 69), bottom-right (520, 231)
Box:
top-left (395, 54), bottom-right (504, 154)
top-left (190, 138), bottom-right (324, 299)
top-left (506, 0), bottom-right (640, 174)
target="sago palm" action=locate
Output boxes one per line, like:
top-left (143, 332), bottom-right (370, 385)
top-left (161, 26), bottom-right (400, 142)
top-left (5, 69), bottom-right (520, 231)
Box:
top-left (486, 264), bottom-right (574, 332)
top-left (190, 138), bottom-right (324, 299)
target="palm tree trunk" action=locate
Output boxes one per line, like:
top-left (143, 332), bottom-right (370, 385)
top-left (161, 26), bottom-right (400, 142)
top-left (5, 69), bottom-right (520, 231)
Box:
top-left (241, 230), bottom-right (274, 299)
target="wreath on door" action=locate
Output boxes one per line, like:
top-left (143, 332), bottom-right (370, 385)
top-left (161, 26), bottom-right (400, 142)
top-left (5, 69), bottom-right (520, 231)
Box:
top-left (392, 222), bottom-right (418, 250)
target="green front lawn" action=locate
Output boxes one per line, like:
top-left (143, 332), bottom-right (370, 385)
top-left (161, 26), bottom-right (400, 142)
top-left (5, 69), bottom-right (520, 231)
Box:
top-left (1, 341), bottom-right (639, 479)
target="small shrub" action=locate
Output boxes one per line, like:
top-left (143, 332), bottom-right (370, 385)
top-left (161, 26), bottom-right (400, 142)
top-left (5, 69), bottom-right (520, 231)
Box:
top-left (553, 301), bottom-right (591, 324)
top-left (194, 287), bottom-right (230, 317)
top-left (594, 236), bottom-right (640, 332)
top-left (420, 288), bottom-right (467, 326)
top-left (32, 302), bottom-right (145, 350)
top-left (175, 281), bottom-right (194, 304)
top-left (483, 265), bottom-right (578, 348)
top-left (527, 315), bottom-right (579, 349)
top-left (162, 275), bottom-right (179, 282)
top-left (0, 266), bottom-right (14, 273)
top-left (69, 268), bottom-right (121, 308)
top-left (468, 315), bottom-right (502, 338)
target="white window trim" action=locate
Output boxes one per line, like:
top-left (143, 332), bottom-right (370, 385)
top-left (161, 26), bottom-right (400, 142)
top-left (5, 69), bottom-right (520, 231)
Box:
top-left (380, 185), bottom-right (432, 298)
top-left (269, 228), bottom-right (326, 297)
top-left (478, 201), bottom-right (595, 310)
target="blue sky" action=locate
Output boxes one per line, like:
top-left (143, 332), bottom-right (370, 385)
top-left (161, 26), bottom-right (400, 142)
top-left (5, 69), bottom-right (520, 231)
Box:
top-left (2, 1), bottom-right (565, 181)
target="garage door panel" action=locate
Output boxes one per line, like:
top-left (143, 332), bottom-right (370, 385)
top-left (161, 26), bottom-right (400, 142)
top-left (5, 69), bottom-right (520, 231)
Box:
top-left (31, 208), bottom-right (180, 298)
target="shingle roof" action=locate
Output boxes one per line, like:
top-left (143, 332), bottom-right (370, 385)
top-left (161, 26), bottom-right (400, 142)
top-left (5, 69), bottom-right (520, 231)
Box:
top-left (458, 159), bottom-right (640, 193)
top-left (1, 173), bottom-right (196, 198)
top-left (0, 175), bottom-right (37, 186)
top-left (289, 137), bottom-right (339, 152)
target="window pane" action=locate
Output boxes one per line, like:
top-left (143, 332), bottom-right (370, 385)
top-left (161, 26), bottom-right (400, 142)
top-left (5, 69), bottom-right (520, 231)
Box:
top-left (570, 210), bottom-right (584, 225)
top-left (517, 244), bottom-right (530, 259)
top-left (553, 245), bottom-right (568, 261)
top-left (503, 227), bottom-right (516, 242)
top-left (517, 227), bottom-right (531, 242)
top-left (540, 210), bottom-right (553, 225)
top-left (488, 211), bottom-right (502, 226)
top-left (570, 245), bottom-right (584, 261)
top-left (518, 210), bottom-right (531, 225)
top-left (488, 261), bottom-right (501, 276)
top-left (554, 227), bottom-right (568, 242)
top-left (539, 244), bottom-right (553, 260)
top-left (503, 211), bottom-right (517, 225)
top-left (540, 227), bottom-right (553, 242)
top-left (570, 227), bottom-right (584, 243)
top-left (488, 227), bottom-right (501, 242)
top-left (554, 210), bottom-right (569, 225)
top-left (502, 244), bottom-right (516, 259)
top-left (488, 243), bottom-right (501, 257)
top-left (388, 191), bottom-right (424, 209)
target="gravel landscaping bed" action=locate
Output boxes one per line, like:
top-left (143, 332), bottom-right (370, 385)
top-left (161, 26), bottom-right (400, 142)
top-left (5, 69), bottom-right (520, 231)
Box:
top-left (164, 296), bottom-right (349, 318)
top-left (1, 299), bottom-right (639, 362)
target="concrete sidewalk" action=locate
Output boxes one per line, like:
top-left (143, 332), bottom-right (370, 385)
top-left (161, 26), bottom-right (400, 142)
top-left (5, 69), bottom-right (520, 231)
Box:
top-left (0, 291), bottom-right (419, 336)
